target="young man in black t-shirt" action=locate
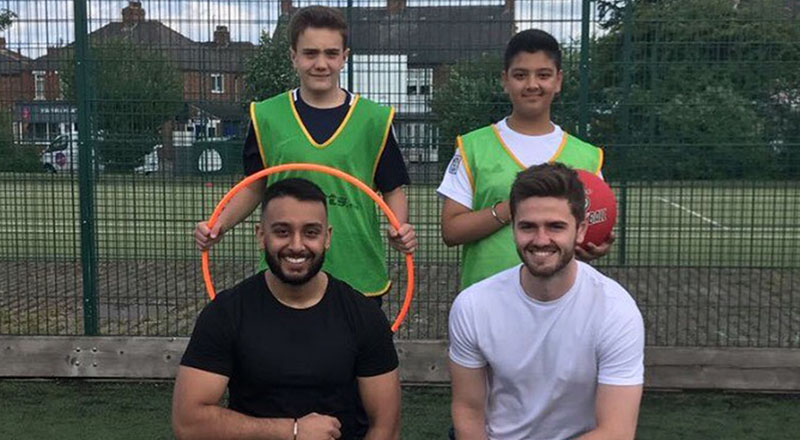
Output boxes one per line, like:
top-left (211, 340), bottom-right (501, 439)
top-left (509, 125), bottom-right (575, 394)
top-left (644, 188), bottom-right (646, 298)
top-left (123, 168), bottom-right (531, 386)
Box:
top-left (173, 178), bottom-right (400, 440)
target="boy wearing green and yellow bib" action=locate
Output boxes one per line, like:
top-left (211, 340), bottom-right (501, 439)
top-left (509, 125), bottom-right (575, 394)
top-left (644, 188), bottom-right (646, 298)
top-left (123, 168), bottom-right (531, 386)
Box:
top-left (438, 29), bottom-right (612, 290)
top-left (194, 6), bottom-right (416, 299)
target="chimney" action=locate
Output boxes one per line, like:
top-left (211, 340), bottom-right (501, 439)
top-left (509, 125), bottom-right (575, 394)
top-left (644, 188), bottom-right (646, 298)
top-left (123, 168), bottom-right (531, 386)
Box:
top-left (0, 37), bottom-right (5, 50)
top-left (505, 0), bottom-right (515, 13)
top-left (122, 1), bottom-right (146, 25)
top-left (281, 0), bottom-right (293, 15)
top-left (387, 0), bottom-right (406, 15)
top-left (214, 25), bottom-right (231, 47)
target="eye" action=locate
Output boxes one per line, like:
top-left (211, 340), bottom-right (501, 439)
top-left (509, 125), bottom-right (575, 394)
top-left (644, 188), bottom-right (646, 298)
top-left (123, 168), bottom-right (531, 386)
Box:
top-left (273, 228), bottom-right (289, 237)
top-left (305, 229), bottom-right (320, 238)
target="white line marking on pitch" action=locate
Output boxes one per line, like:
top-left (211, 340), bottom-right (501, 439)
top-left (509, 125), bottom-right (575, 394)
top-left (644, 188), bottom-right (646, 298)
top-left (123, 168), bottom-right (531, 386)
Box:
top-left (654, 196), bottom-right (730, 230)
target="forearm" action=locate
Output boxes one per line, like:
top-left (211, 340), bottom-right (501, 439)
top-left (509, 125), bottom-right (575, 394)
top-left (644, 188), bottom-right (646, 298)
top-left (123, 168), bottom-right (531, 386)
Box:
top-left (215, 180), bottom-right (265, 233)
top-left (174, 404), bottom-right (292, 440)
top-left (575, 427), bottom-right (634, 440)
top-left (442, 201), bottom-right (510, 246)
top-left (382, 187), bottom-right (409, 224)
top-left (363, 421), bottom-right (400, 440)
top-left (452, 405), bottom-right (488, 440)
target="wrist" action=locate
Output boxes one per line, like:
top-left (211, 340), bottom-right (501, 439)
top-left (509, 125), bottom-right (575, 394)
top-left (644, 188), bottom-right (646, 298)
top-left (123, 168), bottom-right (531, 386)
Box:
top-left (490, 201), bottom-right (510, 225)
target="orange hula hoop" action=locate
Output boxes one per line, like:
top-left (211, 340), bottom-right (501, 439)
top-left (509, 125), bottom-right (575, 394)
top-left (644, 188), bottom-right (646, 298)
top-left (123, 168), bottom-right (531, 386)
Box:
top-left (201, 163), bottom-right (415, 333)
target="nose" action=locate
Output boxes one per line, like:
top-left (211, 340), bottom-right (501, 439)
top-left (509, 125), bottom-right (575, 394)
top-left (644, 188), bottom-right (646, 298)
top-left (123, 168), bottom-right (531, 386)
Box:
top-left (525, 76), bottom-right (540, 91)
top-left (313, 55), bottom-right (327, 70)
top-left (288, 232), bottom-right (304, 251)
top-left (531, 228), bottom-right (550, 246)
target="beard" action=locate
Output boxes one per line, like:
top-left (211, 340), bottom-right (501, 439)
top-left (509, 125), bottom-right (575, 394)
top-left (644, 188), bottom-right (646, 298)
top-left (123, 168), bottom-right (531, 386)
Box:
top-left (264, 249), bottom-right (326, 286)
top-left (516, 244), bottom-right (574, 279)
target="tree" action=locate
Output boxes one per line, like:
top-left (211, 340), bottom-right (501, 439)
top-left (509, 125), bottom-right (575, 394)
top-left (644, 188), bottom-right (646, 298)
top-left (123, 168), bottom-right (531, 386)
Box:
top-left (0, 9), bottom-right (16, 31)
top-left (62, 38), bottom-right (183, 170)
top-left (245, 16), bottom-right (296, 102)
top-left (589, 0), bottom-right (800, 179)
top-left (430, 57), bottom-right (509, 162)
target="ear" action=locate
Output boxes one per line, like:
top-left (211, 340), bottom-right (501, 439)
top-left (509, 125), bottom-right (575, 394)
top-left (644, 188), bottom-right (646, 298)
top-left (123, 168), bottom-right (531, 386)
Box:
top-left (289, 47), bottom-right (298, 68)
top-left (324, 225), bottom-right (333, 251)
top-left (343, 47), bottom-right (350, 62)
top-left (554, 69), bottom-right (563, 94)
top-left (576, 219), bottom-right (588, 245)
top-left (255, 223), bottom-right (266, 251)
top-left (501, 70), bottom-right (509, 94)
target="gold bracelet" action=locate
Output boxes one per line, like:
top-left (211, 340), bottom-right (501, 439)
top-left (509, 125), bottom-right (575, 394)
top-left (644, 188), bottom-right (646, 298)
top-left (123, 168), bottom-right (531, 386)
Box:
top-left (490, 201), bottom-right (509, 225)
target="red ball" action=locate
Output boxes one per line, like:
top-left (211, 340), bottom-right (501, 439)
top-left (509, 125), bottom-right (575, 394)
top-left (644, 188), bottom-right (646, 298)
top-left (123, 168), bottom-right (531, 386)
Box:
top-left (576, 170), bottom-right (617, 247)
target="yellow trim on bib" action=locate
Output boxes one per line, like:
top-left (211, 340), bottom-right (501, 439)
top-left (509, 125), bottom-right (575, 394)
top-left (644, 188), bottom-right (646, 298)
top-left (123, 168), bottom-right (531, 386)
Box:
top-left (371, 107), bottom-right (396, 188)
top-left (250, 102), bottom-right (268, 168)
top-left (547, 132), bottom-right (570, 165)
top-left (288, 91), bottom-right (360, 149)
top-left (491, 124), bottom-right (526, 170)
top-left (456, 136), bottom-right (475, 194)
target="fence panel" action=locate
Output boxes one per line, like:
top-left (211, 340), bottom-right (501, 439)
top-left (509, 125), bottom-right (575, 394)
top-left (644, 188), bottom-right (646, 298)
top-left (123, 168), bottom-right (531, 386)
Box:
top-left (0, 0), bottom-right (798, 347)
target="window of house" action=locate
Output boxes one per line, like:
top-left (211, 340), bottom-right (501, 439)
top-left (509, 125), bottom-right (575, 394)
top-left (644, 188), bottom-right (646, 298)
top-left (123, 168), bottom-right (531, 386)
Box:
top-left (33, 71), bottom-right (46, 100)
top-left (407, 68), bottom-right (433, 96)
top-left (211, 73), bottom-right (224, 94)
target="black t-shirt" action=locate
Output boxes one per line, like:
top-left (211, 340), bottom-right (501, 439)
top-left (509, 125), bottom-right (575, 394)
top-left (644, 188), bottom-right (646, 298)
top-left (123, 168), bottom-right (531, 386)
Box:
top-left (242, 89), bottom-right (410, 193)
top-left (181, 272), bottom-right (399, 439)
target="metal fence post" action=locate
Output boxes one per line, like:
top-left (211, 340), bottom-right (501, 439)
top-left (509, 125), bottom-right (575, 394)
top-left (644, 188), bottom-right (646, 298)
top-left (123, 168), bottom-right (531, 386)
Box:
top-left (578, 0), bottom-right (591, 138)
top-left (617, 0), bottom-right (634, 265)
top-left (73, 0), bottom-right (98, 335)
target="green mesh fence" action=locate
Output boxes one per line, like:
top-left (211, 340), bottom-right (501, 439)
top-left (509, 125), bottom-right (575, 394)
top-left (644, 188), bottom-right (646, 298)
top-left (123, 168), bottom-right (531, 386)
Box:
top-left (0, 0), bottom-right (798, 347)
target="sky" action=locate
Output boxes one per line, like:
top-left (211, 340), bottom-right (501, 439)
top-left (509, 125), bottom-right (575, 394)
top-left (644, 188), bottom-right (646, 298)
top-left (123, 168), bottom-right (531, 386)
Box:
top-left (1, 0), bottom-right (596, 58)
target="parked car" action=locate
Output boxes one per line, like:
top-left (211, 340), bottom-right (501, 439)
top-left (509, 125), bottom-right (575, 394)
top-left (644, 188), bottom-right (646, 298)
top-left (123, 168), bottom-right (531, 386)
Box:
top-left (41, 132), bottom-right (160, 174)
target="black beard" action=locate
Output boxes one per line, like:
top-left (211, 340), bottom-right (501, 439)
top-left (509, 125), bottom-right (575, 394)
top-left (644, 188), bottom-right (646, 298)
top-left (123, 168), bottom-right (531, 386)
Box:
top-left (516, 245), bottom-right (574, 279)
top-left (264, 250), bottom-right (326, 286)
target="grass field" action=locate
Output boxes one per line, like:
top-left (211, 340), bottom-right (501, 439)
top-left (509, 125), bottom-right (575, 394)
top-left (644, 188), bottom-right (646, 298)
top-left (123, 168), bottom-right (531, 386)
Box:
top-left (1, 173), bottom-right (799, 267)
top-left (1, 173), bottom-right (799, 343)
top-left (1, 380), bottom-right (799, 439)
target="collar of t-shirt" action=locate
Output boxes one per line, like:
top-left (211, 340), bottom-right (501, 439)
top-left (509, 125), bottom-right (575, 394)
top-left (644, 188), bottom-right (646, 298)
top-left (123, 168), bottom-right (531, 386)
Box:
top-left (292, 88), bottom-right (354, 145)
top-left (514, 262), bottom-right (584, 308)
top-left (495, 118), bottom-right (564, 167)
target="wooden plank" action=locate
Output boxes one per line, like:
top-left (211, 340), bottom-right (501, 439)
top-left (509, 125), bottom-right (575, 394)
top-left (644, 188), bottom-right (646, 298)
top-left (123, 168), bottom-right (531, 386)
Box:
top-left (2, 337), bottom-right (800, 391)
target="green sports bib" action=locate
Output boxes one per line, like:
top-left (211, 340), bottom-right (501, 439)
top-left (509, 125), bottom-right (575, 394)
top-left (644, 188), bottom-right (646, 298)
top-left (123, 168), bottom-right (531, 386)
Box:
top-left (250, 91), bottom-right (395, 295)
top-left (458, 124), bottom-right (603, 290)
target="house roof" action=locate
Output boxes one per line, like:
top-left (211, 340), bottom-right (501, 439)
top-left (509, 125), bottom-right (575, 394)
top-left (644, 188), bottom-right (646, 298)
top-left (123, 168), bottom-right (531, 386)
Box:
top-left (34, 20), bottom-right (255, 73)
top-left (0, 45), bottom-right (31, 75)
top-left (346, 6), bottom-right (514, 64)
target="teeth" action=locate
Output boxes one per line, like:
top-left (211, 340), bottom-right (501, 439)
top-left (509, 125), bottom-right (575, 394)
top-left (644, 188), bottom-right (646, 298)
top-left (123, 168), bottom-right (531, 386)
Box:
top-left (285, 257), bottom-right (307, 264)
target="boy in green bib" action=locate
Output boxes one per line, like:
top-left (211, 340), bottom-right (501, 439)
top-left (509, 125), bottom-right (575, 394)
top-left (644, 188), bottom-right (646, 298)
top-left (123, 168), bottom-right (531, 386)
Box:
top-left (438, 29), bottom-right (613, 291)
top-left (195, 6), bottom-right (416, 299)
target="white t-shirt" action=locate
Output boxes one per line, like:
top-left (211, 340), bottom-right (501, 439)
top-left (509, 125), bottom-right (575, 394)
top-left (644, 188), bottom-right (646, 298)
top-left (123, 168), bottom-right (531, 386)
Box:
top-left (437, 119), bottom-right (565, 209)
top-left (449, 262), bottom-right (644, 440)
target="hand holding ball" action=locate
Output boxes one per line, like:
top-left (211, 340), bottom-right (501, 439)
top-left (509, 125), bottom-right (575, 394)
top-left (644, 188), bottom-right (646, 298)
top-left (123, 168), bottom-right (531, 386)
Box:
top-left (576, 170), bottom-right (617, 247)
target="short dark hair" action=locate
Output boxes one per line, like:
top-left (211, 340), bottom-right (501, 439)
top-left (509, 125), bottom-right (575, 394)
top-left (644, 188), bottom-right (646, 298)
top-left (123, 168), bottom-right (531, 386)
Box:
top-left (288, 6), bottom-right (348, 50)
top-left (504, 29), bottom-right (562, 71)
top-left (261, 178), bottom-right (327, 218)
top-left (509, 163), bottom-right (585, 223)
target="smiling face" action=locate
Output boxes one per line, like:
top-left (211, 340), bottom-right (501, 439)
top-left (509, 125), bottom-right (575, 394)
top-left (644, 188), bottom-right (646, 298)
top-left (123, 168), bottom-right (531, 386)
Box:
top-left (501, 50), bottom-right (563, 121)
top-left (290, 27), bottom-right (349, 95)
top-left (257, 196), bottom-right (331, 286)
top-left (513, 196), bottom-right (587, 279)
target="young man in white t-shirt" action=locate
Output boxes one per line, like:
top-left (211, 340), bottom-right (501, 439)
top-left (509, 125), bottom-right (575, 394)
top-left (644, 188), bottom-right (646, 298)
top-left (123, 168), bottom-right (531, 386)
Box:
top-left (438, 29), bottom-right (613, 290)
top-left (449, 163), bottom-right (644, 440)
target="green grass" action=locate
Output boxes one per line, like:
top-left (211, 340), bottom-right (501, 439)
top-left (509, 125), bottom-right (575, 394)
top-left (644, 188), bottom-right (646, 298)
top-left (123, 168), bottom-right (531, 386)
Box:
top-left (1, 173), bottom-right (798, 267)
top-left (1, 380), bottom-right (798, 439)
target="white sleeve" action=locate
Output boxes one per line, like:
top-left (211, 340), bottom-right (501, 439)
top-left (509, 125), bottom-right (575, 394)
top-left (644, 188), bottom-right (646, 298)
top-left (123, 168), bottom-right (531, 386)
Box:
top-left (448, 292), bottom-right (486, 368)
top-left (437, 150), bottom-right (473, 209)
top-left (596, 299), bottom-right (645, 386)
